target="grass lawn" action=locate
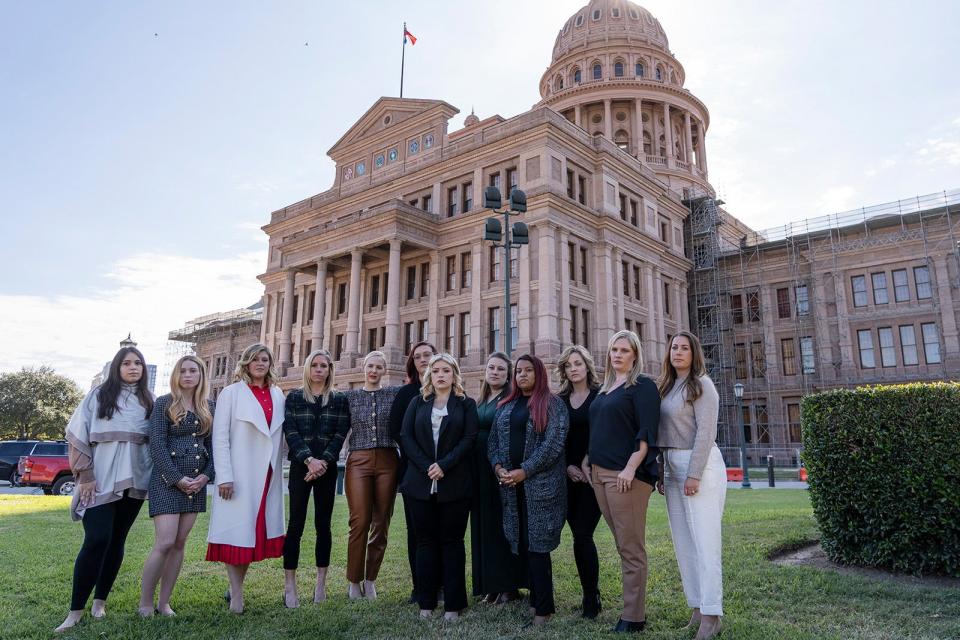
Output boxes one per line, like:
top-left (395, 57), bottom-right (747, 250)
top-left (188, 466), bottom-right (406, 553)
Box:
top-left (0, 490), bottom-right (957, 640)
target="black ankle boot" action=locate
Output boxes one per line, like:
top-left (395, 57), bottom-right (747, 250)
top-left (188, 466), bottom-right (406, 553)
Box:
top-left (613, 617), bottom-right (646, 633)
top-left (582, 593), bottom-right (602, 619)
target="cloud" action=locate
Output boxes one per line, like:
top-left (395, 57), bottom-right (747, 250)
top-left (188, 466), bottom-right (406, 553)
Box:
top-left (0, 251), bottom-right (265, 392)
top-left (914, 137), bottom-right (960, 166)
top-left (816, 185), bottom-right (858, 213)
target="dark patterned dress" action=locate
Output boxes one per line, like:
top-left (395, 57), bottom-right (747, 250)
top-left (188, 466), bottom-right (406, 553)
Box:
top-left (148, 395), bottom-right (216, 517)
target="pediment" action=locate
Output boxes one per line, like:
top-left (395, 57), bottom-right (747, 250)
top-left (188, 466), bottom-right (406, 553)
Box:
top-left (328, 97), bottom-right (458, 158)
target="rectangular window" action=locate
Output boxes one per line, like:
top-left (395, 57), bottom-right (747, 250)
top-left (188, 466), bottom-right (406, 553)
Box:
top-left (337, 284), bottom-right (347, 316)
top-left (370, 275), bottom-right (380, 308)
top-left (422, 194), bottom-right (432, 212)
top-left (899, 325), bottom-right (918, 365)
top-left (507, 167), bottom-right (518, 192)
top-left (568, 242), bottom-right (576, 280)
top-left (851, 275), bottom-right (868, 307)
top-left (659, 219), bottom-right (669, 242)
top-left (878, 327), bottom-right (896, 367)
top-left (747, 291), bottom-right (761, 322)
top-left (292, 294), bottom-right (300, 324)
top-left (566, 169), bottom-right (575, 198)
top-left (633, 265), bottom-right (641, 299)
top-left (367, 327), bottom-right (379, 353)
top-left (577, 175), bottom-right (586, 204)
top-left (800, 337), bottom-right (815, 374)
top-left (619, 194), bottom-right (627, 221)
top-left (447, 187), bottom-right (458, 217)
top-left (489, 307), bottom-right (501, 353)
top-left (857, 329), bottom-right (875, 368)
top-left (872, 272), bottom-right (888, 305)
top-left (750, 341), bottom-right (765, 379)
top-left (787, 403), bottom-right (802, 443)
top-left (307, 291), bottom-right (316, 323)
top-left (914, 266), bottom-right (932, 299)
top-left (781, 338), bottom-right (797, 376)
top-left (663, 283), bottom-right (671, 315)
top-left (742, 405), bottom-right (753, 443)
top-left (334, 334), bottom-right (344, 361)
top-left (777, 287), bottom-right (791, 319)
top-left (445, 255), bottom-right (456, 292)
top-left (461, 252), bottom-right (472, 288)
top-left (630, 200), bottom-right (639, 226)
top-left (444, 314), bottom-right (455, 354)
top-left (570, 305), bottom-right (578, 345)
top-left (734, 343), bottom-right (747, 379)
top-left (418, 319), bottom-right (429, 342)
top-left (795, 285), bottom-right (809, 316)
top-left (579, 247), bottom-right (588, 284)
top-left (463, 182), bottom-right (473, 212)
top-left (509, 247), bottom-right (519, 279)
top-left (731, 294), bottom-right (744, 324)
top-left (420, 262), bottom-right (430, 298)
top-left (275, 294), bottom-right (284, 330)
top-left (756, 403), bottom-right (770, 444)
top-left (581, 309), bottom-right (589, 348)
top-left (489, 172), bottom-right (500, 190)
top-left (622, 261), bottom-right (630, 296)
top-left (490, 246), bottom-right (501, 282)
top-left (406, 265), bottom-right (417, 301)
top-left (922, 323), bottom-right (941, 363)
top-left (893, 268), bottom-right (909, 302)
top-left (404, 322), bottom-right (415, 354)
top-left (459, 312), bottom-right (471, 356)
top-left (510, 304), bottom-right (518, 350)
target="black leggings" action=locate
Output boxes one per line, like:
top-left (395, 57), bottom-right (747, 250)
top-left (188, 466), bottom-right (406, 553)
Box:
top-left (70, 494), bottom-right (144, 610)
top-left (567, 479), bottom-right (602, 597)
top-left (283, 460), bottom-right (338, 570)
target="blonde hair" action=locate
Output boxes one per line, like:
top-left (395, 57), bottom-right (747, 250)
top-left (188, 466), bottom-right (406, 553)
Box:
top-left (302, 349), bottom-right (335, 406)
top-left (167, 355), bottom-right (213, 436)
top-left (599, 330), bottom-right (645, 393)
top-left (235, 343), bottom-right (279, 387)
top-left (557, 344), bottom-right (599, 395)
top-left (420, 353), bottom-right (466, 400)
top-left (362, 350), bottom-right (387, 369)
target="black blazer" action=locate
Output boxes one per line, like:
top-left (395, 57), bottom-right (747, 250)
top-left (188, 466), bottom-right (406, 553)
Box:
top-left (399, 393), bottom-right (478, 502)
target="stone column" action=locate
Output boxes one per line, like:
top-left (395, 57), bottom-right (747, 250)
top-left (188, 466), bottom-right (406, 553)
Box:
top-left (559, 230), bottom-right (572, 346)
top-left (663, 103), bottom-right (674, 168)
top-left (684, 111), bottom-right (694, 166)
top-left (344, 249), bottom-right (363, 360)
top-left (832, 272), bottom-right (855, 372)
top-left (603, 99), bottom-right (613, 139)
top-left (574, 104), bottom-right (582, 128)
top-left (679, 282), bottom-right (690, 329)
top-left (634, 98), bottom-right (643, 157)
top-left (310, 258), bottom-right (328, 348)
top-left (427, 251), bottom-right (441, 347)
top-left (933, 255), bottom-right (959, 362)
top-left (535, 224), bottom-right (560, 359)
top-left (322, 274), bottom-right (334, 351)
top-left (652, 104), bottom-right (661, 157)
top-left (516, 244), bottom-right (532, 355)
top-left (594, 243), bottom-right (616, 350)
top-left (469, 241), bottom-right (484, 362)
top-left (811, 274), bottom-right (833, 382)
top-left (384, 239), bottom-right (403, 363)
top-left (653, 268), bottom-right (666, 359)
top-left (644, 264), bottom-right (658, 369)
top-left (698, 117), bottom-right (709, 174)
top-left (279, 269), bottom-right (296, 367)
top-left (614, 247), bottom-right (626, 329)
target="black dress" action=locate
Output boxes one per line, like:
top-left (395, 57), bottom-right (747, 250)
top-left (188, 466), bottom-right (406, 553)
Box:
top-left (148, 395), bottom-right (215, 517)
top-left (469, 393), bottom-right (528, 596)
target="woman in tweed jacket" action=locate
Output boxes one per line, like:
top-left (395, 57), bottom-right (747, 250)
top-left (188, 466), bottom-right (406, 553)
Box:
top-left (282, 349), bottom-right (350, 607)
top-left (488, 354), bottom-right (569, 625)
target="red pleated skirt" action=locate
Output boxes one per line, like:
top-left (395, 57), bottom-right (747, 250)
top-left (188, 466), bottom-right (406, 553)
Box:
top-left (206, 466), bottom-right (285, 565)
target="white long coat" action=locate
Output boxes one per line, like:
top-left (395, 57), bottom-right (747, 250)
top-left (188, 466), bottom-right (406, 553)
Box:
top-left (207, 382), bottom-right (286, 547)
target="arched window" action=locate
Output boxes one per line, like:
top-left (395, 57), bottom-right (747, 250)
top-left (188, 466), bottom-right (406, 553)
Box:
top-left (614, 129), bottom-right (630, 152)
top-left (573, 68), bottom-right (582, 84)
top-left (592, 9), bottom-right (602, 20)
top-left (629, 8), bottom-right (640, 19)
top-left (636, 62), bottom-right (645, 78)
top-left (670, 71), bottom-right (678, 84)
top-left (575, 14), bottom-right (584, 27)
top-left (643, 131), bottom-right (652, 155)
top-left (614, 61), bottom-right (624, 77)
top-left (656, 66), bottom-right (663, 81)
top-left (612, 7), bottom-right (621, 18)
top-left (593, 63), bottom-right (602, 80)
top-left (554, 75), bottom-right (564, 91)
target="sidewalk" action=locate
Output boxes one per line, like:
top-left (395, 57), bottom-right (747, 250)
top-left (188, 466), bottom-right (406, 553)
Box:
top-left (728, 481), bottom-right (808, 489)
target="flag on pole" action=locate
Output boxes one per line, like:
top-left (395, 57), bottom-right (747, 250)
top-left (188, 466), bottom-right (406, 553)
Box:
top-left (404, 27), bottom-right (417, 45)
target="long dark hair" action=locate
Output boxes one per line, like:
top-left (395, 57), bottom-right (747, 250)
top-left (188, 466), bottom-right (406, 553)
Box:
top-left (657, 330), bottom-right (708, 402)
top-left (97, 347), bottom-right (154, 420)
top-left (479, 352), bottom-right (512, 403)
top-left (498, 354), bottom-right (552, 433)
top-left (404, 341), bottom-right (437, 384)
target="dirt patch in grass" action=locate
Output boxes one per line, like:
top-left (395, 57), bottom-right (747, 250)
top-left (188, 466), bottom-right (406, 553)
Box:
top-left (771, 541), bottom-right (960, 588)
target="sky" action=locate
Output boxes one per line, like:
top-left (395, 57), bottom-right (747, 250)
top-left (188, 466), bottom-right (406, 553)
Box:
top-left (2, 0), bottom-right (959, 389)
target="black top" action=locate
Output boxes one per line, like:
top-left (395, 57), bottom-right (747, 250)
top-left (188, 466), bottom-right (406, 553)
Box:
top-left (562, 388), bottom-right (599, 467)
top-left (399, 393), bottom-right (479, 502)
top-left (509, 395), bottom-right (530, 469)
top-left (389, 381), bottom-right (421, 453)
top-left (587, 377), bottom-right (660, 484)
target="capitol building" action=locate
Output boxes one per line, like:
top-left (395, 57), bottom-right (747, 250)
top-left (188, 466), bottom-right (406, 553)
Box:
top-left (172, 0), bottom-right (959, 464)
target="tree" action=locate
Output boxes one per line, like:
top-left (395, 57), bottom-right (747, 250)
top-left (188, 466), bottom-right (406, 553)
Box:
top-left (0, 366), bottom-right (84, 440)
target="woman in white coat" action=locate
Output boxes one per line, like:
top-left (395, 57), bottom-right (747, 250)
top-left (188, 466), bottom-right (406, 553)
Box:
top-left (205, 343), bottom-right (286, 614)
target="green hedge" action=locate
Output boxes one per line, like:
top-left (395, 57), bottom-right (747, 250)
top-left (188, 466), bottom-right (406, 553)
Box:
top-left (801, 382), bottom-right (960, 576)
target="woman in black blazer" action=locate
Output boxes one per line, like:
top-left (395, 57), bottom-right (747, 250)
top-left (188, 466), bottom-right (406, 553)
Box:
top-left (400, 353), bottom-right (478, 620)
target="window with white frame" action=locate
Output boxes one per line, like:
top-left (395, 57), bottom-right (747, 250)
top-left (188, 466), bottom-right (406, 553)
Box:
top-left (857, 329), bottom-right (875, 368)
top-left (922, 323), bottom-right (941, 363)
top-left (878, 327), bottom-right (896, 367)
top-left (899, 325), bottom-right (919, 365)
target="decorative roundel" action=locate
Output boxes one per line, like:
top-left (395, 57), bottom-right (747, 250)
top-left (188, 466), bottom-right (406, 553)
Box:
top-left (343, 166), bottom-right (353, 180)
top-left (409, 139), bottom-right (420, 154)
top-left (424, 133), bottom-right (434, 149)
top-left (356, 161), bottom-right (366, 176)
top-left (616, 111), bottom-right (627, 121)
top-left (383, 115), bottom-right (392, 125)
top-left (388, 148), bottom-right (398, 162)
top-left (591, 113), bottom-right (602, 124)
top-left (375, 154), bottom-right (385, 168)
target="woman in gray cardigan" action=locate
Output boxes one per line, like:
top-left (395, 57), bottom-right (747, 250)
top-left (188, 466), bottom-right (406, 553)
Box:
top-left (488, 354), bottom-right (569, 626)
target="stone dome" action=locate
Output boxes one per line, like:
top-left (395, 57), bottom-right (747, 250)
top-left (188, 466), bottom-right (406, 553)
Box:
top-left (552, 0), bottom-right (670, 64)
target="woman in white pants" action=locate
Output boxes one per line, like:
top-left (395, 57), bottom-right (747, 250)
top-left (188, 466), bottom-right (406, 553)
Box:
top-left (656, 331), bottom-right (726, 640)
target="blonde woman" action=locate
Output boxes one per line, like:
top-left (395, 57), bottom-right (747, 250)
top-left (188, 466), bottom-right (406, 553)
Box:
top-left (585, 330), bottom-right (660, 634)
top-left (282, 349), bottom-right (350, 607)
top-left (557, 345), bottom-right (602, 619)
top-left (656, 332), bottom-right (725, 640)
top-left (205, 343), bottom-right (286, 614)
top-left (138, 355), bottom-right (215, 617)
top-left (399, 353), bottom-right (478, 619)
top-left (343, 351), bottom-right (401, 599)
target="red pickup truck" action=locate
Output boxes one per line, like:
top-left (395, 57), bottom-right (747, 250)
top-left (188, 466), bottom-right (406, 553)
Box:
top-left (18, 441), bottom-right (74, 496)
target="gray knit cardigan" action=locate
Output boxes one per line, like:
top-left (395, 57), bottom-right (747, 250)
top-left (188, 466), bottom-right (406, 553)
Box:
top-left (487, 395), bottom-right (569, 554)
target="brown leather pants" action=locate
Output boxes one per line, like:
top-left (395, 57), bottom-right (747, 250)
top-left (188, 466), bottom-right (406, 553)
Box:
top-left (345, 448), bottom-right (399, 583)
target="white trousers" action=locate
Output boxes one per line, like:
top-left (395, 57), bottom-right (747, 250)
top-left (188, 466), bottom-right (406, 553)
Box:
top-left (663, 446), bottom-right (726, 616)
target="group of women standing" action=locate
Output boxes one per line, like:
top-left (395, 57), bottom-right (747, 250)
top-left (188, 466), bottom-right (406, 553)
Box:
top-left (56, 329), bottom-right (727, 640)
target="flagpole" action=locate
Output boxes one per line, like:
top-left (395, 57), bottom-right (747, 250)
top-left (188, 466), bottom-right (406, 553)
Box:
top-left (400, 21), bottom-right (406, 98)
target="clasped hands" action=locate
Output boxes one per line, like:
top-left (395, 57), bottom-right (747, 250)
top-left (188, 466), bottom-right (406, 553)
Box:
top-left (497, 466), bottom-right (526, 487)
top-left (304, 458), bottom-right (329, 482)
top-left (176, 474), bottom-right (209, 496)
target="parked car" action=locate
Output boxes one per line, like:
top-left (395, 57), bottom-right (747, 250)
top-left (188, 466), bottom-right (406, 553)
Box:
top-left (0, 440), bottom-right (41, 485)
top-left (18, 441), bottom-right (73, 495)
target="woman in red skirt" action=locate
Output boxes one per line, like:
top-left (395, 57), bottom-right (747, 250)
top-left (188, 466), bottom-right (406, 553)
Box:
top-left (206, 343), bottom-right (286, 613)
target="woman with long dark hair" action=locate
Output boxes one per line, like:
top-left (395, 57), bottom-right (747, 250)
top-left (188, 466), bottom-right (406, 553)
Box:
top-left (282, 349), bottom-right (350, 607)
top-left (388, 341), bottom-right (437, 604)
top-left (557, 345), bottom-right (603, 619)
top-left (656, 331), bottom-right (725, 640)
top-left (488, 354), bottom-right (568, 626)
top-left (470, 352), bottom-right (526, 604)
top-left (400, 353), bottom-right (478, 620)
top-left (56, 347), bottom-right (154, 633)
top-left (139, 355), bottom-right (215, 617)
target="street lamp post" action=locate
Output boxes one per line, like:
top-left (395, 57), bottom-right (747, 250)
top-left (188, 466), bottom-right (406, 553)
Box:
top-left (733, 382), bottom-right (751, 488)
top-left (483, 186), bottom-right (529, 354)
